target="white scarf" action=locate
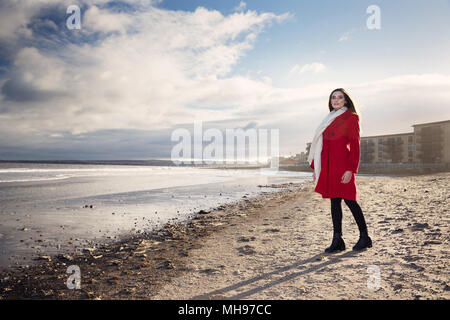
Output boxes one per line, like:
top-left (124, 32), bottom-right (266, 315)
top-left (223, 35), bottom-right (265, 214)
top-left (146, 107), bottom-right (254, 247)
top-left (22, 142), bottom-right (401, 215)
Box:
top-left (308, 106), bottom-right (348, 185)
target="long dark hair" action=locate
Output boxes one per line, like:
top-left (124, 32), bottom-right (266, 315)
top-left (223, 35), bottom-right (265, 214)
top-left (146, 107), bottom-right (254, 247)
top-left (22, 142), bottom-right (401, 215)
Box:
top-left (328, 88), bottom-right (358, 115)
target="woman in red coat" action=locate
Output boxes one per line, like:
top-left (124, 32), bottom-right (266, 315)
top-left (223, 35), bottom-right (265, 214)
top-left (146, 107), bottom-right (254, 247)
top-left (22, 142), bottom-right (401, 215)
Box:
top-left (308, 88), bottom-right (372, 252)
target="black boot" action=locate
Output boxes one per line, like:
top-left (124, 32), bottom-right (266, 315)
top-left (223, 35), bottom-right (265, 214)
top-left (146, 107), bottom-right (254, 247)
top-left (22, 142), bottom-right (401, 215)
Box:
top-left (353, 231), bottom-right (372, 251)
top-left (325, 232), bottom-right (346, 253)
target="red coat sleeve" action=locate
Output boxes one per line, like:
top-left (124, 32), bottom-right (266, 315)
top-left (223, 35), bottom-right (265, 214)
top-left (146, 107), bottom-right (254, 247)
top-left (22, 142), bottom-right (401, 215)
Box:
top-left (310, 159), bottom-right (314, 170)
top-left (346, 114), bottom-right (360, 174)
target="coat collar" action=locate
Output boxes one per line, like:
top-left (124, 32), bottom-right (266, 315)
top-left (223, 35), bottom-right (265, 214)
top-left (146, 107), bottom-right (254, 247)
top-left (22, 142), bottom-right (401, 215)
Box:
top-left (333, 107), bottom-right (352, 120)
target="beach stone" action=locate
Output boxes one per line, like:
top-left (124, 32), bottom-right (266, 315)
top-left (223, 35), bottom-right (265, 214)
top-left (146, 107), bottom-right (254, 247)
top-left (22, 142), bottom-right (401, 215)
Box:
top-left (108, 260), bottom-right (122, 266)
top-left (120, 288), bottom-right (136, 295)
top-left (41, 289), bottom-right (54, 297)
top-left (199, 268), bottom-right (221, 275)
top-left (56, 254), bottom-right (74, 262)
top-left (393, 284), bottom-right (403, 291)
top-left (35, 255), bottom-right (51, 261)
top-left (157, 260), bottom-right (175, 270)
top-left (83, 248), bottom-right (95, 254)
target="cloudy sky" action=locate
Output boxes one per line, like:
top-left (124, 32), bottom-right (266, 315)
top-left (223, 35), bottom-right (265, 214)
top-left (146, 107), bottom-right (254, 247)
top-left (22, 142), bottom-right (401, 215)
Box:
top-left (1, 0), bottom-right (450, 161)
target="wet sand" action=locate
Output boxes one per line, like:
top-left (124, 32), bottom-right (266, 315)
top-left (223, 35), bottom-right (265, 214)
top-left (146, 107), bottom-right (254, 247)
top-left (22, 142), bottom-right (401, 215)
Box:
top-left (0, 173), bottom-right (449, 300)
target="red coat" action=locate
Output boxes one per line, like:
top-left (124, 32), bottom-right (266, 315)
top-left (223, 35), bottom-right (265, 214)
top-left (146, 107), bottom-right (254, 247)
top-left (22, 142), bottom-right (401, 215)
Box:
top-left (310, 109), bottom-right (360, 201)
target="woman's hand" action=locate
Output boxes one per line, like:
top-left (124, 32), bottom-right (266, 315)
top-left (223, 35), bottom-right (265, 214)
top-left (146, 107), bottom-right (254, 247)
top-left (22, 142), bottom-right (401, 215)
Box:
top-left (312, 172), bottom-right (316, 182)
top-left (341, 170), bottom-right (352, 184)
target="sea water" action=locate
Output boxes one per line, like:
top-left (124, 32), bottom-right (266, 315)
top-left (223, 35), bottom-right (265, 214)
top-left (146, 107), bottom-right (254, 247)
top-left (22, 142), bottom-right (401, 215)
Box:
top-left (0, 162), bottom-right (311, 268)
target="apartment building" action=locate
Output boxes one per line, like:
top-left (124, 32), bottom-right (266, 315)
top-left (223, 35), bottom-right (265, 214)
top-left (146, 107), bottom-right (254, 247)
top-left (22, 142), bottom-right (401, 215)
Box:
top-left (361, 133), bottom-right (414, 164)
top-left (413, 120), bottom-right (450, 164)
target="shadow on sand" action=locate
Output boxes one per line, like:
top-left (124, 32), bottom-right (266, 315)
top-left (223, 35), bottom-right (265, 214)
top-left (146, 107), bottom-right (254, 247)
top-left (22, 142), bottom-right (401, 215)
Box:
top-left (189, 250), bottom-right (363, 300)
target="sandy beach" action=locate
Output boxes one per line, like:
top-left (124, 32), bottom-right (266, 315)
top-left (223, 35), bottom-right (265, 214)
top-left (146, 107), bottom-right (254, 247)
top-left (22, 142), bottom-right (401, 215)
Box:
top-left (0, 172), bottom-right (449, 300)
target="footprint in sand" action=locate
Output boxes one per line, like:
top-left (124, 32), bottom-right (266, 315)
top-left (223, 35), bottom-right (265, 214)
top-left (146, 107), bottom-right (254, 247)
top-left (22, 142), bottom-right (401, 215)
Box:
top-left (264, 228), bottom-right (280, 233)
top-left (237, 236), bottom-right (256, 242)
top-left (237, 245), bottom-right (256, 256)
top-left (410, 223), bottom-right (430, 231)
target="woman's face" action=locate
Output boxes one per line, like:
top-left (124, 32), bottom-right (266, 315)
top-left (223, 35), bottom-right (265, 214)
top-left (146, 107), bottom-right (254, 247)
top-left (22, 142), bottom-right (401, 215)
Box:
top-left (331, 91), bottom-right (347, 110)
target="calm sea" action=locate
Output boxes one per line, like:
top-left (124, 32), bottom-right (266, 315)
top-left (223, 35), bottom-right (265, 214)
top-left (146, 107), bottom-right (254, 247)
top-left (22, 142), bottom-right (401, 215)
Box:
top-left (0, 162), bottom-right (311, 268)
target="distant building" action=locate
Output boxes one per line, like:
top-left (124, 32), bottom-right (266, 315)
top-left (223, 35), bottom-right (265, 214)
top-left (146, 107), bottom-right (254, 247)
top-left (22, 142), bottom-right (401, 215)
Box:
top-left (280, 159), bottom-right (297, 166)
top-left (361, 119), bottom-right (450, 164)
top-left (294, 152), bottom-right (308, 163)
top-left (361, 133), bottom-right (414, 164)
top-left (413, 120), bottom-right (450, 164)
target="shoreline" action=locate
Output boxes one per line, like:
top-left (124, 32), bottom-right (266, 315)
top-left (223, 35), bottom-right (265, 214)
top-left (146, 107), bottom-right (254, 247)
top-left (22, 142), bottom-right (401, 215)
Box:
top-left (0, 182), bottom-right (305, 299)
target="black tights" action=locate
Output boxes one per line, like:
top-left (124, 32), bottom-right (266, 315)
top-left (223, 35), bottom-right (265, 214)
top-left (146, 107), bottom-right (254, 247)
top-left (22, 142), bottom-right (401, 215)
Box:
top-left (330, 198), bottom-right (368, 235)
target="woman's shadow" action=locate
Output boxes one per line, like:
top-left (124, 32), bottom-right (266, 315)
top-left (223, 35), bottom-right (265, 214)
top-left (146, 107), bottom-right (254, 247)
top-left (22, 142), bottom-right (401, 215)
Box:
top-left (189, 250), bottom-right (361, 300)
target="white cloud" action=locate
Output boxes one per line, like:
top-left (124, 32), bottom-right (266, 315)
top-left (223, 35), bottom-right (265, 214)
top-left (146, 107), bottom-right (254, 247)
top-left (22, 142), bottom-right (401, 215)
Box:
top-left (0, 1), bottom-right (163, 43)
top-left (0, 2), bottom-right (291, 137)
top-left (289, 62), bottom-right (326, 76)
top-left (83, 5), bottom-right (135, 34)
